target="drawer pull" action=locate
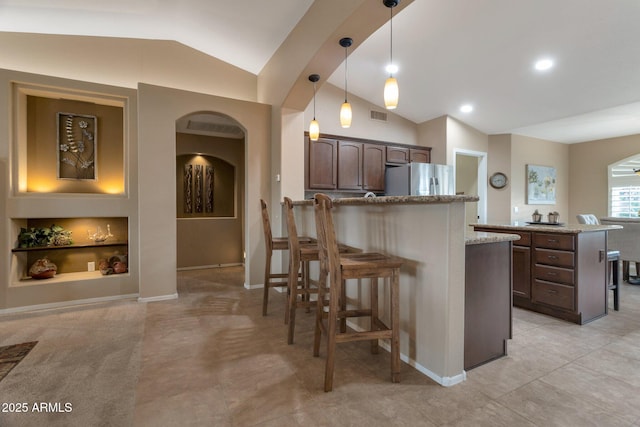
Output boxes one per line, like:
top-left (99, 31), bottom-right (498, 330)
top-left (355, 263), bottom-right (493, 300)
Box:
top-left (547, 239), bottom-right (559, 243)
top-left (547, 255), bottom-right (559, 260)
top-left (546, 272), bottom-right (558, 276)
top-left (547, 289), bottom-right (558, 295)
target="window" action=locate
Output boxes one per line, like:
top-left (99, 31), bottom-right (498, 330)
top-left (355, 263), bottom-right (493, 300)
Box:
top-left (608, 154), bottom-right (640, 218)
top-left (611, 186), bottom-right (640, 217)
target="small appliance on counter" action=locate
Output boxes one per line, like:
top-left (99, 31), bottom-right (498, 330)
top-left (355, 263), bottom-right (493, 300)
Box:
top-left (385, 163), bottom-right (455, 196)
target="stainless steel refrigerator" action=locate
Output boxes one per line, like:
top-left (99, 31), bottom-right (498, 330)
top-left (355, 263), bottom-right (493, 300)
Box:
top-left (385, 163), bottom-right (455, 196)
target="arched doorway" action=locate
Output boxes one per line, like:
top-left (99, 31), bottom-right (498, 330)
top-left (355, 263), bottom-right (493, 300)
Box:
top-left (175, 112), bottom-right (246, 269)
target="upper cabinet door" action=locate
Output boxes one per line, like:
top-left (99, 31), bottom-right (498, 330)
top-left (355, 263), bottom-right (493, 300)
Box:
top-left (386, 146), bottom-right (409, 164)
top-left (410, 148), bottom-right (431, 163)
top-left (308, 137), bottom-right (337, 190)
top-left (337, 141), bottom-right (363, 190)
top-left (363, 143), bottom-right (386, 191)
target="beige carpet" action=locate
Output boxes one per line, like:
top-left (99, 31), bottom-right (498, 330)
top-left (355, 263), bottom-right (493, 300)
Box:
top-left (0, 341), bottom-right (37, 382)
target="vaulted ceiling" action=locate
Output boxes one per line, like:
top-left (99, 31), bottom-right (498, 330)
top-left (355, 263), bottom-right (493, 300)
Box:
top-left (2, 0), bottom-right (640, 143)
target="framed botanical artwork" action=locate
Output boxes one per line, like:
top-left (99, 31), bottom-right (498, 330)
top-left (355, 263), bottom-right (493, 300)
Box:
top-left (57, 112), bottom-right (97, 180)
top-left (527, 164), bottom-right (556, 204)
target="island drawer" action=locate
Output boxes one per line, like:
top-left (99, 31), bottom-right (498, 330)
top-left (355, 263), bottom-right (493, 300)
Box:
top-left (534, 233), bottom-right (575, 251)
top-left (534, 248), bottom-right (575, 268)
top-left (532, 280), bottom-right (575, 311)
top-left (534, 264), bottom-right (575, 286)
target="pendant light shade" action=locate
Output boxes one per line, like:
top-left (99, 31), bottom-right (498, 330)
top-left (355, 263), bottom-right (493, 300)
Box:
top-left (308, 74), bottom-right (320, 141)
top-left (384, 77), bottom-right (399, 110)
top-left (383, 0), bottom-right (399, 110)
top-left (340, 102), bottom-right (352, 128)
top-left (339, 37), bottom-right (353, 128)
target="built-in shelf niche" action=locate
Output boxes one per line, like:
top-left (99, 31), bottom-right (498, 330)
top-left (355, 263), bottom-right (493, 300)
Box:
top-left (13, 82), bottom-right (128, 195)
top-left (10, 217), bottom-right (128, 286)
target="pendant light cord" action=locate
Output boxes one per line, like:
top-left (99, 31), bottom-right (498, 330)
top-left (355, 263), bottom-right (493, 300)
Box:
top-left (344, 44), bottom-right (349, 103)
top-left (389, 6), bottom-right (394, 77)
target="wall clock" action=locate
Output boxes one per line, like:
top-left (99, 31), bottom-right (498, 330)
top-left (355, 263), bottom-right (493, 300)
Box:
top-left (489, 172), bottom-right (508, 189)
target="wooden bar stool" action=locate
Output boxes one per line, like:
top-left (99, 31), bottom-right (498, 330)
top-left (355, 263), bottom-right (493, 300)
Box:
top-left (284, 197), bottom-right (353, 343)
top-left (312, 193), bottom-right (404, 392)
top-left (284, 197), bottom-right (320, 343)
top-left (260, 199), bottom-right (311, 316)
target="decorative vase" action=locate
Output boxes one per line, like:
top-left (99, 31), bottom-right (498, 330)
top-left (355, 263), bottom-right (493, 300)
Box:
top-left (29, 257), bottom-right (57, 280)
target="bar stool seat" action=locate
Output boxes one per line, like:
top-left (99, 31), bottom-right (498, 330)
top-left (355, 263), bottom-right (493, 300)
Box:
top-left (312, 193), bottom-right (404, 392)
top-left (260, 199), bottom-right (311, 316)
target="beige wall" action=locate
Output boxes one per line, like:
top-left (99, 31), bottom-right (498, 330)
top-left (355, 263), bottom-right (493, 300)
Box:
top-left (137, 84), bottom-right (270, 297)
top-left (569, 134), bottom-right (640, 220)
top-left (510, 134), bottom-right (569, 224)
top-left (0, 33), bottom-right (258, 102)
top-left (487, 134), bottom-right (512, 223)
top-left (446, 117), bottom-right (489, 165)
top-left (418, 116), bottom-right (447, 164)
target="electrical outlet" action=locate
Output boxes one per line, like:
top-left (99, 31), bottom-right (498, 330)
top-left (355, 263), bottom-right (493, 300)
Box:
top-left (88, 261), bottom-right (95, 272)
top-left (513, 206), bottom-right (519, 213)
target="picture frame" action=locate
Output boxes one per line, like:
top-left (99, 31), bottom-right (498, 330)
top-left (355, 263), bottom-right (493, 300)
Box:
top-left (56, 112), bottom-right (97, 180)
top-left (526, 164), bottom-right (556, 204)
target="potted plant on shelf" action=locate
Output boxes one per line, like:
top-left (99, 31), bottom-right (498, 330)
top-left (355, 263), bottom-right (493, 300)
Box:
top-left (17, 225), bottom-right (73, 248)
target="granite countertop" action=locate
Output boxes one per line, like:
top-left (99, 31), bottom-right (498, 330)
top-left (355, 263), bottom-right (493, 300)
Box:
top-left (291, 194), bottom-right (479, 206)
top-left (465, 231), bottom-right (521, 246)
top-left (471, 222), bottom-right (623, 233)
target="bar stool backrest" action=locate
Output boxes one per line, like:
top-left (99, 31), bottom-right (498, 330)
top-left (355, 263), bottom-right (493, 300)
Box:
top-left (260, 199), bottom-right (274, 252)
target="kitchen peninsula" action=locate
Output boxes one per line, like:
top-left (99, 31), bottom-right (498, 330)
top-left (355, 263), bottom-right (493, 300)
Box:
top-left (291, 194), bottom-right (484, 386)
top-left (473, 222), bottom-right (623, 324)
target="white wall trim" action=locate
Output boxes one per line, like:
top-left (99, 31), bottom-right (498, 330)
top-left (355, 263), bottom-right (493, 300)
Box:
top-left (138, 293), bottom-right (178, 303)
top-left (177, 263), bottom-right (243, 271)
top-left (349, 321), bottom-right (467, 387)
top-left (0, 293), bottom-right (139, 316)
top-left (454, 148), bottom-right (488, 223)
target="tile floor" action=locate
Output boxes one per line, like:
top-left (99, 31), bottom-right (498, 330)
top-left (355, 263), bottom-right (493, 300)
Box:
top-left (1, 266), bottom-right (640, 426)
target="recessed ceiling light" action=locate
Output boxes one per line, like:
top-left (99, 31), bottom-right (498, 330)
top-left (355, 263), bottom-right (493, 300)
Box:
top-left (460, 104), bottom-right (473, 113)
top-left (534, 58), bottom-right (554, 71)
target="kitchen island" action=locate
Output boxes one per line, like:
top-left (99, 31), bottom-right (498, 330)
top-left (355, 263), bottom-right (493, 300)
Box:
top-left (465, 231), bottom-right (520, 370)
top-left (291, 194), bottom-right (480, 386)
top-left (473, 222), bottom-right (622, 324)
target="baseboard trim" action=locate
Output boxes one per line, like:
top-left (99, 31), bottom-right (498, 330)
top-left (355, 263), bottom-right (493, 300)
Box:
top-left (177, 263), bottom-right (243, 272)
top-left (0, 293), bottom-right (139, 316)
top-left (348, 320), bottom-right (466, 387)
top-left (138, 293), bottom-right (178, 303)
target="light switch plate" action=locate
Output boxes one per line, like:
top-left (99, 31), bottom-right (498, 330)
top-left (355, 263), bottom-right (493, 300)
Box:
top-left (88, 261), bottom-right (95, 272)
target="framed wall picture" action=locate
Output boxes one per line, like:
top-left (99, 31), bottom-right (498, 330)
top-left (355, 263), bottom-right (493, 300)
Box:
top-left (57, 112), bottom-right (97, 180)
top-left (527, 164), bottom-right (556, 204)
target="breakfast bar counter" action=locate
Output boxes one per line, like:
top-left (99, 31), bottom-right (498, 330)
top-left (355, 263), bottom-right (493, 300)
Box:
top-left (291, 194), bottom-right (480, 386)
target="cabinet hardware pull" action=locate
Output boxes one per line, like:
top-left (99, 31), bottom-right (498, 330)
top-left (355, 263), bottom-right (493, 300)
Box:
top-left (548, 239), bottom-right (559, 243)
top-left (547, 272), bottom-right (558, 276)
top-left (547, 289), bottom-right (558, 294)
top-left (548, 255), bottom-right (558, 260)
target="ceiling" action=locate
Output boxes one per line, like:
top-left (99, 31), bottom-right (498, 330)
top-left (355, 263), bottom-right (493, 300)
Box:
top-left (2, 0), bottom-right (640, 144)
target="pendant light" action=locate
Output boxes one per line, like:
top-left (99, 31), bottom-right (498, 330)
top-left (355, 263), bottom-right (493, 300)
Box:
top-left (339, 37), bottom-right (353, 128)
top-left (383, 0), bottom-right (399, 110)
top-left (308, 74), bottom-right (320, 141)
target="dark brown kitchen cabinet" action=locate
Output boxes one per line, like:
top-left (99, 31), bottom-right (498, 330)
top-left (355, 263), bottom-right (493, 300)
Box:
top-left (337, 141), bottom-right (363, 190)
top-left (363, 143), bottom-right (386, 191)
top-left (512, 245), bottom-right (531, 298)
top-left (386, 146), bottom-right (410, 164)
top-left (410, 148), bottom-right (431, 163)
top-left (304, 132), bottom-right (432, 194)
top-left (308, 136), bottom-right (337, 190)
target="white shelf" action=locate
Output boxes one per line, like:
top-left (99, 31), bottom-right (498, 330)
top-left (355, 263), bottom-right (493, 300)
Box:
top-left (11, 271), bottom-right (130, 288)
